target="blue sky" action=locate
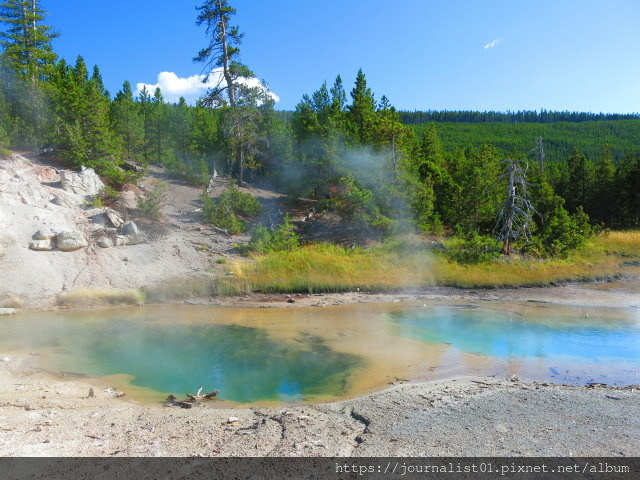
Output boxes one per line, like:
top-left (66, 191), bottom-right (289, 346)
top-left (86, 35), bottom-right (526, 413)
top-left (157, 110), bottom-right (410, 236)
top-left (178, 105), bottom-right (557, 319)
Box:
top-left (44, 0), bottom-right (640, 113)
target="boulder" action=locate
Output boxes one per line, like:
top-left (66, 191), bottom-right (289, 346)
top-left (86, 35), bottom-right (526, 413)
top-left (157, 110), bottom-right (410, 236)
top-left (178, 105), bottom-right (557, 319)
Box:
top-left (33, 229), bottom-right (56, 240)
top-left (122, 221), bottom-right (139, 237)
top-left (96, 237), bottom-right (114, 248)
top-left (59, 166), bottom-right (105, 198)
top-left (120, 221), bottom-right (147, 245)
top-left (105, 209), bottom-right (124, 228)
top-left (29, 239), bottom-right (54, 251)
top-left (55, 231), bottom-right (87, 251)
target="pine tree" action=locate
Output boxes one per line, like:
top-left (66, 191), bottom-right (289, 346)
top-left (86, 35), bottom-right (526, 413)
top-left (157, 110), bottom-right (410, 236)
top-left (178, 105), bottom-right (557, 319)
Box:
top-left (0, 0), bottom-right (57, 82)
top-left (189, 102), bottom-right (219, 169)
top-left (567, 147), bottom-right (593, 213)
top-left (137, 86), bottom-right (152, 163)
top-left (111, 80), bottom-right (144, 162)
top-left (615, 151), bottom-right (640, 226)
top-left (347, 69), bottom-right (376, 144)
top-left (149, 87), bottom-right (171, 166)
top-left (329, 75), bottom-right (346, 121)
top-left (0, 0), bottom-right (57, 148)
top-left (592, 144), bottom-right (615, 225)
top-left (50, 56), bottom-right (120, 181)
top-left (194, 0), bottom-right (249, 107)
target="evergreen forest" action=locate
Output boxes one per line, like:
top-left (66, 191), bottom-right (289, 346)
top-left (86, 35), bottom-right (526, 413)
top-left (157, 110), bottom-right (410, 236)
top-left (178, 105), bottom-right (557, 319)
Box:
top-left (2, 0), bottom-right (640, 264)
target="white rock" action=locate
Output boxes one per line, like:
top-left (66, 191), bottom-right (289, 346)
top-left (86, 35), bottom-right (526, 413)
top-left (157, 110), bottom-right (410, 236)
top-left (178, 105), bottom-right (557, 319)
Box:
top-left (105, 210), bottom-right (124, 228)
top-left (55, 231), bottom-right (87, 251)
top-left (96, 237), bottom-right (114, 248)
top-left (33, 229), bottom-right (56, 240)
top-left (29, 239), bottom-right (54, 251)
top-left (60, 166), bottom-right (104, 198)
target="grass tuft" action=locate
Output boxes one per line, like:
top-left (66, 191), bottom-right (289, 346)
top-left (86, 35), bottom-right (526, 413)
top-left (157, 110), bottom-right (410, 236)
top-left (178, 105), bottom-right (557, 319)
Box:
top-left (56, 288), bottom-right (145, 307)
top-left (0, 296), bottom-right (24, 309)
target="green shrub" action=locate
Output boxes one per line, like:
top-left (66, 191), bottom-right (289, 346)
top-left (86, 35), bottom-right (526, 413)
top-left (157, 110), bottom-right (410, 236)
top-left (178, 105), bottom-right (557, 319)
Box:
top-left (248, 216), bottom-right (300, 253)
top-left (137, 180), bottom-right (168, 220)
top-left (201, 184), bottom-right (261, 234)
top-left (446, 231), bottom-right (501, 264)
top-left (536, 205), bottom-right (593, 257)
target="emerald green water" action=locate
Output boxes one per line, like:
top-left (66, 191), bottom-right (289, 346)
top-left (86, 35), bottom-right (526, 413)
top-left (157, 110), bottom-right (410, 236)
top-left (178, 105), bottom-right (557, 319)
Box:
top-left (0, 310), bottom-right (362, 403)
top-left (1, 299), bottom-right (639, 403)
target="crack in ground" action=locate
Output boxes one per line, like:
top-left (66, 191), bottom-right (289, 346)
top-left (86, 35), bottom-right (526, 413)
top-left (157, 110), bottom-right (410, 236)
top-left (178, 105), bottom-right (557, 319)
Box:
top-left (350, 408), bottom-right (370, 444)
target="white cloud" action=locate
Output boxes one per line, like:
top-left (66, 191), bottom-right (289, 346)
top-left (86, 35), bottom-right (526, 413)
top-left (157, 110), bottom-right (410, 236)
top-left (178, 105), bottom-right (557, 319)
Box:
top-left (135, 69), bottom-right (280, 104)
top-left (484, 39), bottom-right (501, 50)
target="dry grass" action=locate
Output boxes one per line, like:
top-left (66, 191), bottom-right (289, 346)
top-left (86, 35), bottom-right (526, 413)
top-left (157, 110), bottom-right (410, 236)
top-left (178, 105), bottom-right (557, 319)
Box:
top-left (228, 243), bottom-right (433, 293)
top-left (56, 288), bottom-right (145, 307)
top-left (598, 230), bottom-right (640, 256)
top-left (0, 296), bottom-right (24, 309)
top-left (433, 254), bottom-right (623, 288)
top-left (222, 231), bottom-right (640, 292)
top-left (143, 231), bottom-right (640, 299)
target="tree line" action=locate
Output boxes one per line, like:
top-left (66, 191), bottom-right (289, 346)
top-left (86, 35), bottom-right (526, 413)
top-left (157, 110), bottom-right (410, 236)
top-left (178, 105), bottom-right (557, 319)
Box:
top-left (1, 0), bottom-right (639, 259)
top-left (398, 110), bottom-right (640, 124)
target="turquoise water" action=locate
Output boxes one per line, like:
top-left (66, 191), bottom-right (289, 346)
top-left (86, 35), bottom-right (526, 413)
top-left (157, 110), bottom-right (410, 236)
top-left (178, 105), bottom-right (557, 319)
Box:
top-left (0, 311), bottom-right (362, 403)
top-left (2, 301), bottom-right (639, 403)
top-left (389, 306), bottom-right (640, 364)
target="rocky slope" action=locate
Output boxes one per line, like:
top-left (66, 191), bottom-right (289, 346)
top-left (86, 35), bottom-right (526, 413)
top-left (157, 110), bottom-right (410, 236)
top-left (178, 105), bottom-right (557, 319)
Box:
top-left (0, 153), bottom-right (232, 307)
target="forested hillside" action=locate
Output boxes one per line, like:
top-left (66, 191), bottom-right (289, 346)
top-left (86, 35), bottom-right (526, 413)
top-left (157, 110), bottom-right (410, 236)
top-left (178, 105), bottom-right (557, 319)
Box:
top-left (2, 0), bottom-right (639, 264)
top-left (410, 119), bottom-right (640, 165)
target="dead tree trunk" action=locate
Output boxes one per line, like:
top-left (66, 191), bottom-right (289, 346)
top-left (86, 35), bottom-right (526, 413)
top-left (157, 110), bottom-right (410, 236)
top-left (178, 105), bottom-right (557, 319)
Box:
top-left (495, 159), bottom-right (536, 255)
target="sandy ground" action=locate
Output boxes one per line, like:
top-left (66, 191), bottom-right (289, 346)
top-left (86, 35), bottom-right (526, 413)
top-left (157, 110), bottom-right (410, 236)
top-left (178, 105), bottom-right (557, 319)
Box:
top-left (0, 357), bottom-right (637, 457)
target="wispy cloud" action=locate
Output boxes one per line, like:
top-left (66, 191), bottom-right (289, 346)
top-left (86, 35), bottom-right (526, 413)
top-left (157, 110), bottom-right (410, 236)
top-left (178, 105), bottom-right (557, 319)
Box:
top-left (135, 69), bottom-right (280, 104)
top-left (484, 39), bottom-right (501, 50)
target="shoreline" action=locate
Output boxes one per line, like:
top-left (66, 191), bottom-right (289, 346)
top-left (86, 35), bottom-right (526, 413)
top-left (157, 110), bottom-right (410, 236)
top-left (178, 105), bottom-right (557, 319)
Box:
top-left (0, 359), bottom-right (638, 456)
top-left (11, 274), bottom-right (640, 313)
top-left (1, 280), bottom-right (640, 456)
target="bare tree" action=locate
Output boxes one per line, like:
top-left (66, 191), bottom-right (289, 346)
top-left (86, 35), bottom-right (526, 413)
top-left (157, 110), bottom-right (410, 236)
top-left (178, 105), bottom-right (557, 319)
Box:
top-left (494, 159), bottom-right (537, 255)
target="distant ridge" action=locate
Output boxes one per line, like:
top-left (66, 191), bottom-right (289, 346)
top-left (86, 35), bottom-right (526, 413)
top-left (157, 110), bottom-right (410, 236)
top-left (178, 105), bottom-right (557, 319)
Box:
top-left (276, 109), bottom-right (640, 125)
top-left (397, 110), bottom-right (640, 124)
